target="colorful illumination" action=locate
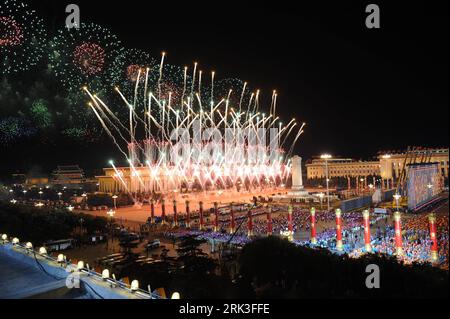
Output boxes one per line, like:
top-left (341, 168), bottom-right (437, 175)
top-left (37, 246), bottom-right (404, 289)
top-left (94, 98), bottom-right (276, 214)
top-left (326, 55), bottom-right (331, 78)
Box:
top-left (0, 0), bottom-right (46, 74)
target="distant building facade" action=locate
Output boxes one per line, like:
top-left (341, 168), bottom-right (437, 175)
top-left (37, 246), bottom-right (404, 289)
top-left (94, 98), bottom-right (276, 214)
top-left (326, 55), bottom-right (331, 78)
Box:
top-left (378, 148), bottom-right (449, 181)
top-left (306, 158), bottom-right (380, 179)
top-left (306, 148), bottom-right (449, 186)
top-left (51, 165), bottom-right (86, 188)
top-left (12, 173), bottom-right (49, 188)
top-left (96, 167), bottom-right (179, 194)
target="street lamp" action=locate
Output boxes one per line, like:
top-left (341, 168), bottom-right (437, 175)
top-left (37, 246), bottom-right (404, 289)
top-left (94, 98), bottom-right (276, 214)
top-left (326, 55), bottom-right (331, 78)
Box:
top-left (112, 195), bottom-right (118, 210)
top-left (427, 183), bottom-right (433, 197)
top-left (107, 209), bottom-right (116, 218)
top-left (107, 209), bottom-right (116, 247)
top-left (57, 192), bottom-right (62, 201)
top-left (81, 193), bottom-right (88, 210)
top-left (393, 193), bottom-right (401, 212)
top-left (360, 178), bottom-right (365, 194)
top-left (320, 154), bottom-right (332, 211)
top-left (318, 192), bottom-right (325, 210)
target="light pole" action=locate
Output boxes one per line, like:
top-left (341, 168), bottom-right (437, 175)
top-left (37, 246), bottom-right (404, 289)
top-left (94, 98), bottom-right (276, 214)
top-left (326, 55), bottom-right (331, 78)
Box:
top-left (318, 192), bottom-right (325, 210)
top-left (321, 154), bottom-right (332, 211)
top-left (57, 192), bottom-right (62, 202)
top-left (112, 195), bottom-right (118, 210)
top-left (427, 183), bottom-right (433, 197)
top-left (107, 209), bottom-right (116, 247)
top-left (393, 193), bottom-right (401, 212)
top-left (82, 193), bottom-right (87, 207)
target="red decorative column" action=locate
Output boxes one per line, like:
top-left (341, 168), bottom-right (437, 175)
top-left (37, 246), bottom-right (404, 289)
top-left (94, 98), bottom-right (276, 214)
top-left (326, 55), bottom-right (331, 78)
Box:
top-left (230, 204), bottom-right (235, 234)
top-left (362, 210), bottom-right (372, 252)
top-left (335, 209), bottom-right (343, 251)
top-left (150, 199), bottom-right (155, 224)
top-left (173, 200), bottom-right (178, 227)
top-left (185, 201), bottom-right (191, 229)
top-left (347, 177), bottom-right (351, 191)
top-left (310, 207), bottom-right (317, 244)
top-left (429, 214), bottom-right (439, 263)
top-left (199, 201), bottom-right (204, 231)
top-left (247, 209), bottom-right (253, 237)
top-left (394, 211), bottom-right (403, 256)
top-left (161, 198), bottom-right (166, 225)
top-left (288, 205), bottom-right (294, 242)
top-left (213, 202), bottom-right (219, 232)
top-left (267, 206), bottom-right (273, 236)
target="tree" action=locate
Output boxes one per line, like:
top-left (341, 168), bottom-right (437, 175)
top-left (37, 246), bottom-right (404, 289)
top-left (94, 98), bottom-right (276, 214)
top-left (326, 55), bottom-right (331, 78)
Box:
top-left (237, 236), bottom-right (449, 298)
top-left (176, 236), bottom-right (217, 274)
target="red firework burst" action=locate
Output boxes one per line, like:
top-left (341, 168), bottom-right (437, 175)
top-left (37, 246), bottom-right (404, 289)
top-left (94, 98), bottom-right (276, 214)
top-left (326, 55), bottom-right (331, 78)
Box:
top-left (159, 82), bottom-right (182, 104)
top-left (127, 64), bottom-right (147, 82)
top-left (73, 42), bottom-right (106, 75)
top-left (0, 16), bottom-right (24, 46)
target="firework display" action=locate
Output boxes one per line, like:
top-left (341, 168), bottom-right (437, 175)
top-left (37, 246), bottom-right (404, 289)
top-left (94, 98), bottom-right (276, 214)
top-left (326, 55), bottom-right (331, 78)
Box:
top-left (0, 0), bottom-right (46, 74)
top-left (30, 99), bottom-right (52, 129)
top-left (0, 116), bottom-right (36, 144)
top-left (85, 54), bottom-right (306, 196)
top-left (153, 63), bottom-right (190, 108)
top-left (73, 42), bottom-right (106, 75)
top-left (49, 22), bottom-right (122, 92)
top-left (110, 48), bottom-right (157, 86)
top-left (0, 5), bottom-right (301, 158)
top-left (211, 78), bottom-right (252, 112)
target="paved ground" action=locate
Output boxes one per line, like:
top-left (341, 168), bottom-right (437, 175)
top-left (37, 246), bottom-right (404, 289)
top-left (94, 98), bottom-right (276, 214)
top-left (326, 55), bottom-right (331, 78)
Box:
top-left (64, 235), bottom-right (215, 268)
top-left (78, 188), bottom-right (288, 223)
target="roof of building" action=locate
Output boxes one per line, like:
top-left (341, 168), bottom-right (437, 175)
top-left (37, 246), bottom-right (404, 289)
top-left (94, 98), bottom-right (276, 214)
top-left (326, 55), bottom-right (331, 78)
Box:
top-left (53, 165), bottom-right (84, 173)
top-left (0, 253), bottom-right (88, 299)
top-left (0, 244), bottom-right (161, 300)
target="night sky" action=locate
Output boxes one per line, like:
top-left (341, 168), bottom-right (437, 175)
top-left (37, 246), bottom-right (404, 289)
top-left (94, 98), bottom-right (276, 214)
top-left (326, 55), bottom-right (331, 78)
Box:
top-left (2, 0), bottom-right (449, 175)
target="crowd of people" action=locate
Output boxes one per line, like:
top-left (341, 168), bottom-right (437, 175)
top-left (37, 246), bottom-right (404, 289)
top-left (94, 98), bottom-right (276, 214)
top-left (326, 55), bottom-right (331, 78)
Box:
top-left (160, 203), bottom-right (449, 269)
